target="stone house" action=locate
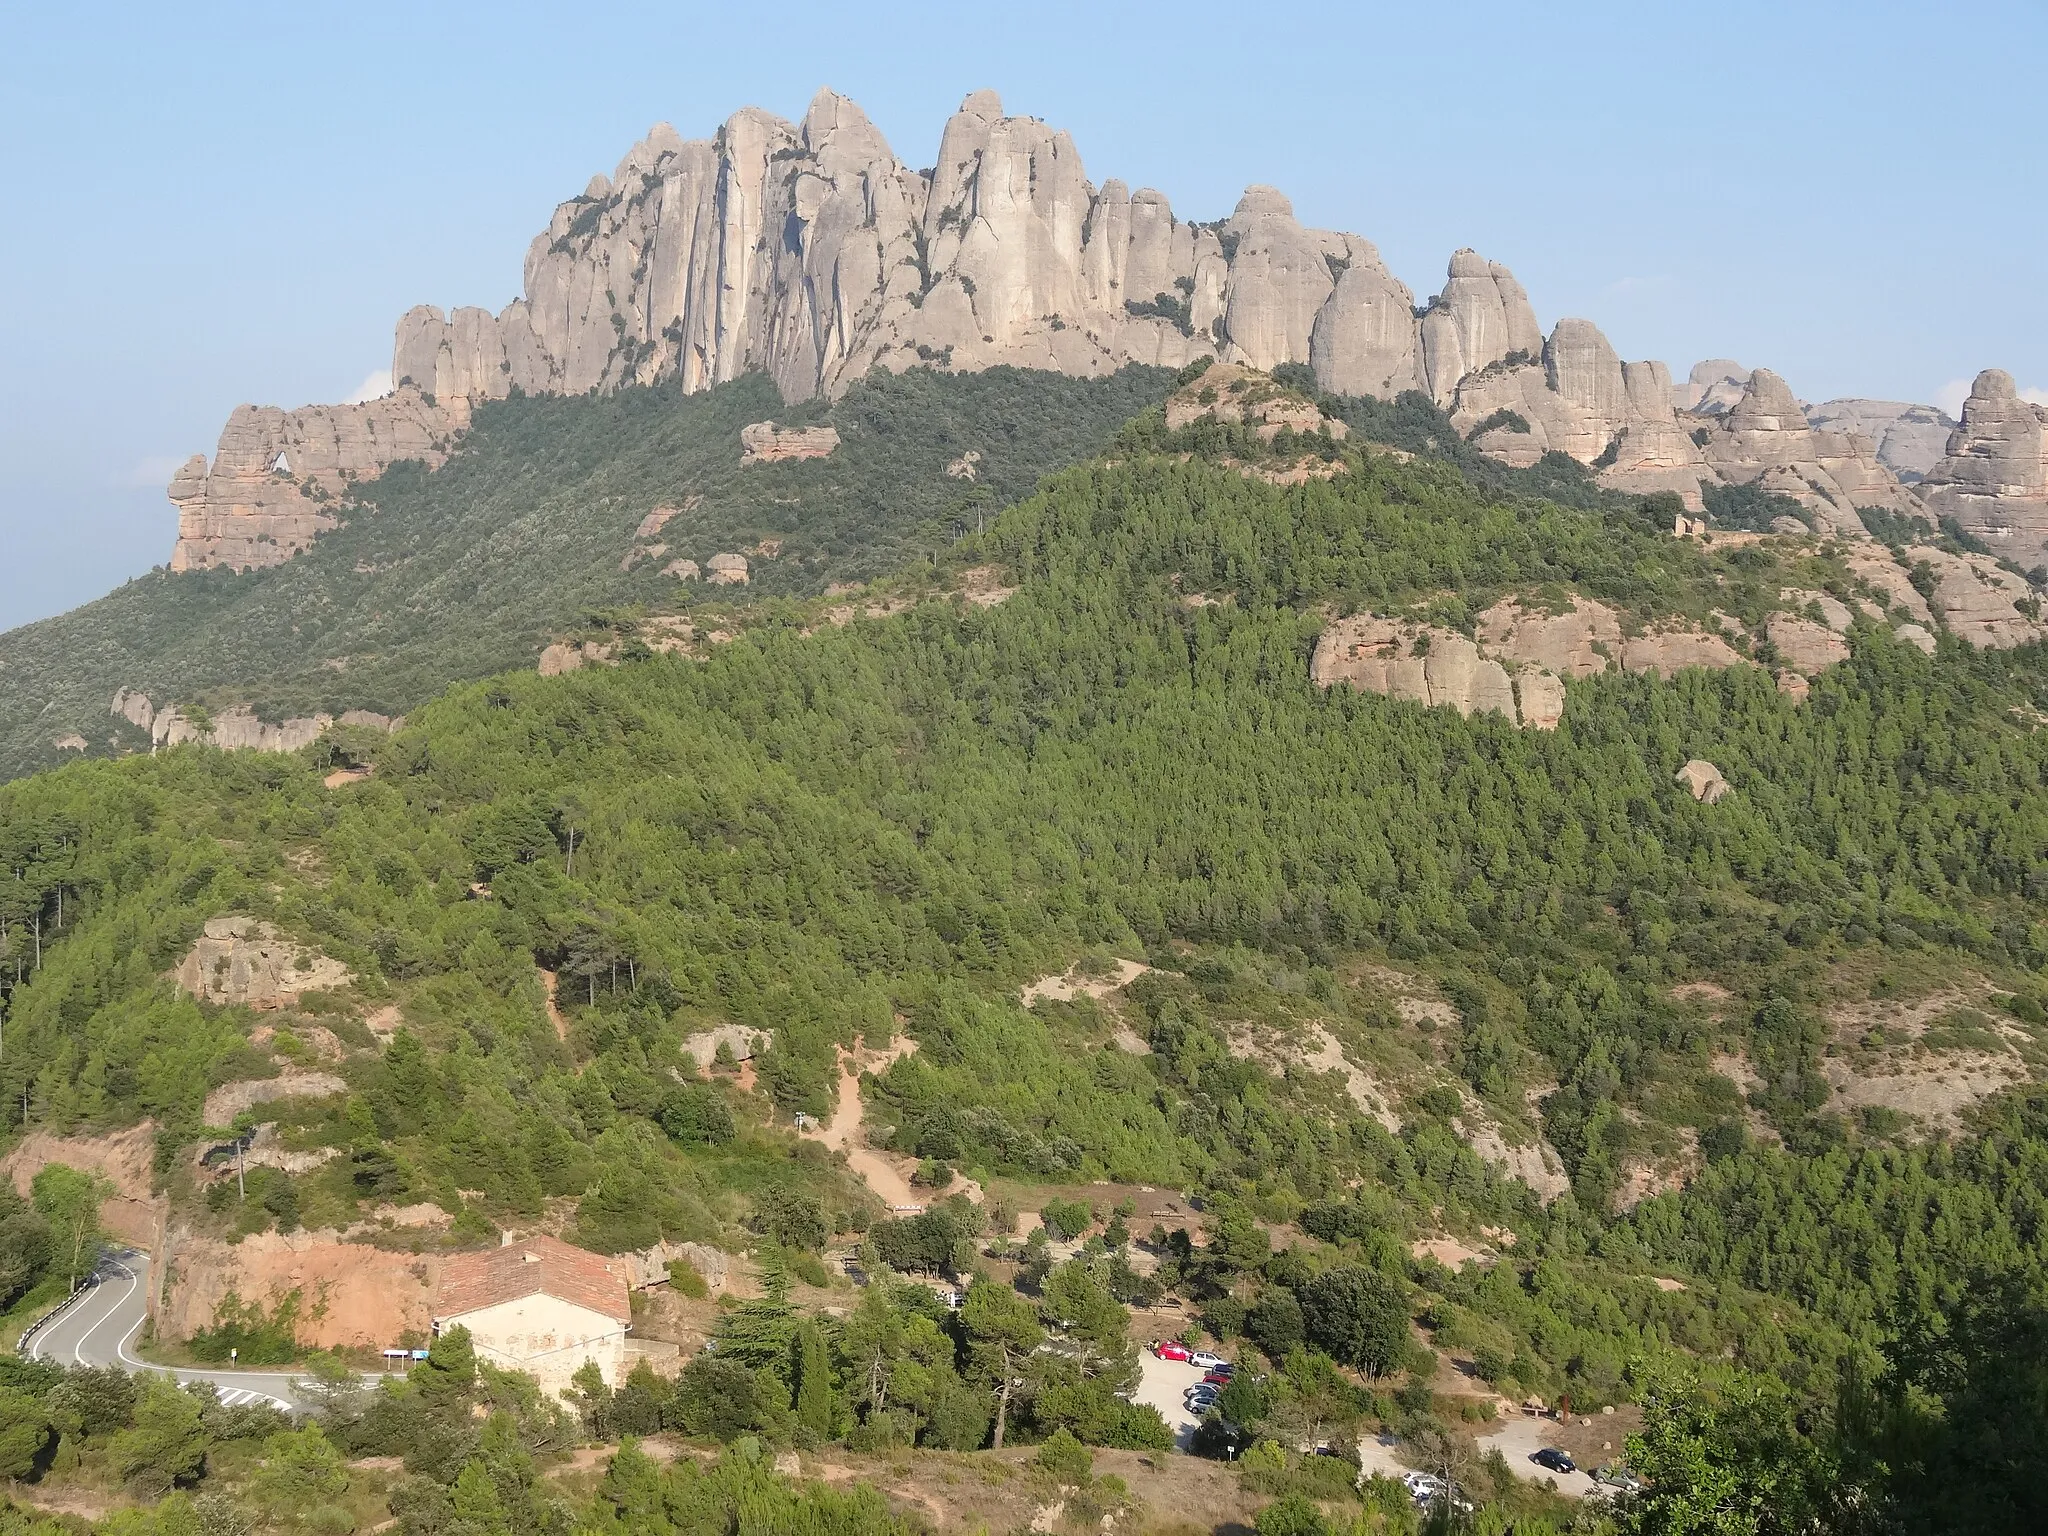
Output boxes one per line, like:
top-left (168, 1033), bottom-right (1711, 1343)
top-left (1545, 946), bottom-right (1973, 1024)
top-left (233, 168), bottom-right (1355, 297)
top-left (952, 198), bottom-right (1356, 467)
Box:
top-left (432, 1234), bottom-right (633, 1400)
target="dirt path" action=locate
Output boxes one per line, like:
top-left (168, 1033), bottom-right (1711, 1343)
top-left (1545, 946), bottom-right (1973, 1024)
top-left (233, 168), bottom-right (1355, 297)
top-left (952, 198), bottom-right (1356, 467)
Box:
top-left (538, 969), bottom-right (569, 1041)
top-left (798, 1042), bottom-right (982, 1212)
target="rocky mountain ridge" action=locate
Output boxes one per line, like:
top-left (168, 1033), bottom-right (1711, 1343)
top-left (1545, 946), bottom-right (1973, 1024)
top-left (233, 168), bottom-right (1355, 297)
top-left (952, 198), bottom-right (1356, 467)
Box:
top-left (158, 87), bottom-right (2048, 576)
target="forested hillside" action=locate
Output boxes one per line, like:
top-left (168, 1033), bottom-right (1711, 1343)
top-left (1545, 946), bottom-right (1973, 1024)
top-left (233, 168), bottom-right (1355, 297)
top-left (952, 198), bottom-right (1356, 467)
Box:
top-left (0, 364), bottom-right (1176, 782)
top-left (2, 386), bottom-right (2047, 1533)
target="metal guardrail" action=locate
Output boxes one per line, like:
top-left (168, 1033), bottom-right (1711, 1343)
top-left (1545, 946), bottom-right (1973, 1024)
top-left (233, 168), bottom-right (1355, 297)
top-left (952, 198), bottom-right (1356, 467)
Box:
top-left (15, 1269), bottom-right (99, 1358)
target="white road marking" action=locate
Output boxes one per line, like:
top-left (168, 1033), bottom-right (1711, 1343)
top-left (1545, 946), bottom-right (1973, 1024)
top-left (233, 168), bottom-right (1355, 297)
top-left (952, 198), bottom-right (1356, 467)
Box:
top-left (32, 1253), bottom-right (294, 1412)
top-left (69, 1260), bottom-right (140, 1368)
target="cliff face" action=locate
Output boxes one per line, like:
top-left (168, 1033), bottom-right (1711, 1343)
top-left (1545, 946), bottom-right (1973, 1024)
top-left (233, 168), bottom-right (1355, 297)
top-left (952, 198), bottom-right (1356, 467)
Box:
top-left (1919, 370), bottom-right (2048, 565)
top-left (168, 389), bottom-right (464, 572)
top-left (163, 86), bottom-right (2045, 571)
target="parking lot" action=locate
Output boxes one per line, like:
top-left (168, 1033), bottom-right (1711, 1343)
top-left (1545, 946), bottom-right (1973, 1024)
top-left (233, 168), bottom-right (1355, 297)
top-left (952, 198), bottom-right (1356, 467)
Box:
top-left (1132, 1349), bottom-right (1214, 1450)
top-left (1476, 1416), bottom-right (1599, 1499)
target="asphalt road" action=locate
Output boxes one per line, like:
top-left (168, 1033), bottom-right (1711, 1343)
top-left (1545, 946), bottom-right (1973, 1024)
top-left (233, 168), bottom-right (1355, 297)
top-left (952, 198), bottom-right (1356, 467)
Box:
top-left (26, 1250), bottom-right (303, 1412)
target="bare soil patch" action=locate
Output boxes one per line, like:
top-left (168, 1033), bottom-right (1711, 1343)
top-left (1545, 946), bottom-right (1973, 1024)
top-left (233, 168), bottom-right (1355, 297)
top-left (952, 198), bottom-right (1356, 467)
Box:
top-left (1021, 958), bottom-right (1154, 1006)
top-left (1823, 986), bottom-right (2036, 1132)
top-left (1411, 1236), bottom-right (1493, 1268)
top-left (2, 1121), bottom-right (164, 1245)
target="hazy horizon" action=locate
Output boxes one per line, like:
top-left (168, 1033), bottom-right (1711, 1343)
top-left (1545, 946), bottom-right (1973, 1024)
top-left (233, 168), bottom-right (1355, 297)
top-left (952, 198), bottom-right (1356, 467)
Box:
top-left (3, 0), bottom-right (2043, 631)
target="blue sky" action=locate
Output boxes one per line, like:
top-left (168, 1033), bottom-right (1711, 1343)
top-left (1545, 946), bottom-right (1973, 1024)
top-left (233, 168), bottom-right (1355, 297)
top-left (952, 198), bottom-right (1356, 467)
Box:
top-left (2, 0), bottom-right (2043, 630)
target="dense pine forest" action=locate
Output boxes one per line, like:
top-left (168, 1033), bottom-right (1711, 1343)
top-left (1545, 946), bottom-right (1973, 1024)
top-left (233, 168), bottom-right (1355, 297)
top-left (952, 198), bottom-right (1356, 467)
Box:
top-left (0, 365), bottom-right (1178, 782)
top-left (0, 370), bottom-right (2045, 1534)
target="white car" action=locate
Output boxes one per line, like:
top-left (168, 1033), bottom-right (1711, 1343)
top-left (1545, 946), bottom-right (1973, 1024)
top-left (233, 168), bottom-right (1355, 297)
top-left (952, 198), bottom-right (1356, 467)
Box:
top-left (1402, 1473), bottom-right (1471, 1513)
top-left (1189, 1351), bottom-right (1229, 1370)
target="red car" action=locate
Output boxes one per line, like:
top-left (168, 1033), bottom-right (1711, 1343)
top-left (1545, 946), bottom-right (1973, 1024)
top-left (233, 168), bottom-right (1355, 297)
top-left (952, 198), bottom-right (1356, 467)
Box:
top-left (1154, 1342), bottom-right (1193, 1362)
top-left (1203, 1369), bottom-right (1233, 1386)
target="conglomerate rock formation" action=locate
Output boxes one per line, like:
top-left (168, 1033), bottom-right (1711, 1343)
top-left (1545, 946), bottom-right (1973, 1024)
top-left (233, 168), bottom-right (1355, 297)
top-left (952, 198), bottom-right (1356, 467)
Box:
top-left (1919, 370), bottom-right (2048, 565)
top-left (1806, 399), bottom-right (1958, 483)
top-left (167, 390), bottom-right (463, 572)
top-left (1693, 369), bottom-right (1922, 537)
top-left (161, 87), bottom-right (2046, 577)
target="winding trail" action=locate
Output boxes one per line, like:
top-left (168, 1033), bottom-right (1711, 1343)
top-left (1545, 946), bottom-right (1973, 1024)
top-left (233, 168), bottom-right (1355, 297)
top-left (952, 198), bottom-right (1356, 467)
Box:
top-left (797, 1042), bottom-right (982, 1211)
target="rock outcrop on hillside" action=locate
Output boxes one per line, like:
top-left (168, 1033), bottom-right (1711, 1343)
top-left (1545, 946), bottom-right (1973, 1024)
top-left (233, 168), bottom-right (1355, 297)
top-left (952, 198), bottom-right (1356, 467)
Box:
top-left (173, 916), bottom-right (351, 1008)
top-left (1908, 546), bottom-right (2048, 648)
top-left (1450, 320), bottom-right (1711, 507)
top-left (1307, 569), bottom-right (1974, 729)
top-left (1918, 370), bottom-right (2048, 565)
top-left (739, 422), bottom-right (841, 464)
top-left (1692, 369), bottom-right (1917, 536)
top-left (168, 389), bottom-right (461, 572)
top-left (112, 691), bottom-right (398, 755)
top-left (1164, 361), bottom-right (1347, 440)
top-left (1315, 596), bottom-right (1785, 729)
top-left (1418, 250), bottom-right (1543, 406)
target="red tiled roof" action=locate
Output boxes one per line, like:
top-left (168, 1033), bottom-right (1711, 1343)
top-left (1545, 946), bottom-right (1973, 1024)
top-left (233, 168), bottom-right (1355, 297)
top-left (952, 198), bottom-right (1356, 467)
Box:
top-left (434, 1234), bottom-right (632, 1325)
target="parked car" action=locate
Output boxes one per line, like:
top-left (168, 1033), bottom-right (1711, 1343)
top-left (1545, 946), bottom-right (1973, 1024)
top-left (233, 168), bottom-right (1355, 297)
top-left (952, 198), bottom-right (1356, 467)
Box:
top-left (1189, 1351), bottom-right (1229, 1370)
top-left (1154, 1342), bottom-right (1193, 1362)
top-left (1203, 1369), bottom-right (1234, 1386)
top-left (1185, 1387), bottom-right (1221, 1409)
top-left (1531, 1448), bottom-right (1577, 1474)
top-left (1593, 1466), bottom-right (1643, 1492)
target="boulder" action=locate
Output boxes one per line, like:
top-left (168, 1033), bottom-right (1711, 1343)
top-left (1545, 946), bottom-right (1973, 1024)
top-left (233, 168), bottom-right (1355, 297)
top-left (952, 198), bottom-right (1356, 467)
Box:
top-left (1676, 760), bottom-right (1732, 804)
top-left (706, 553), bottom-right (750, 585)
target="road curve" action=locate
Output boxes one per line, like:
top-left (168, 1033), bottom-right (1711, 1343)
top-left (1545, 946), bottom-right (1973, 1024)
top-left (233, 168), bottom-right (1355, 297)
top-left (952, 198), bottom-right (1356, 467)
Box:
top-left (26, 1250), bottom-right (303, 1412)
